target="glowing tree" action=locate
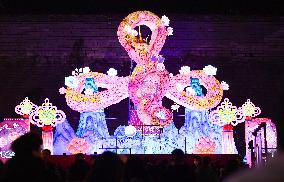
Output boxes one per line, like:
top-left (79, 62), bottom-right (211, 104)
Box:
top-left (209, 98), bottom-right (245, 153)
top-left (15, 97), bottom-right (38, 131)
top-left (30, 98), bottom-right (66, 154)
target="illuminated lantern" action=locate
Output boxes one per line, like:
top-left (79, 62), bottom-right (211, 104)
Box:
top-left (15, 97), bottom-right (38, 131)
top-left (239, 99), bottom-right (262, 167)
top-left (209, 98), bottom-right (245, 154)
top-left (125, 125), bottom-right (137, 137)
top-left (30, 98), bottom-right (66, 154)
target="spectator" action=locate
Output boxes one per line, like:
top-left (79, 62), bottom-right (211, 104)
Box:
top-left (88, 151), bottom-right (123, 182)
top-left (196, 156), bottom-right (219, 182)
top-left (68, 153), bottom-right (90, 182)
top-left (165, 149), bottom-right (192, 182)
top-left (0, 132), bottom-right (55, 182)
top-left (124, 155), bottom-right (149, 182)
top-left (41, 149), bottom-right (65, 182)
top-left (192, 155), bottom-right (202, 181)
top-left (0, 160), bottom-right (3, 176)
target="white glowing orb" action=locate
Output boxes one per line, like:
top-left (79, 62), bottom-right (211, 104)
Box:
top-left (203, 65), bottom-right (217, 76)
top-left (125, 125), bottom-right (137, 137)
top-left (65, 76), bottom-right (79, 88)
top-left (167, 27), bottom-right (173, 36)
top-left (179, 66), bottom-right (191, 75)
top-left (107, 68), bottom-right (118, 76)
top-left (221, 81), bottom-right (229, 90)
top-left (186, 87), bottom-right (196, 95)
top-left (161, 15), bottom-right (170, 26)
top-left (176, 83), bottom-right (184, 92)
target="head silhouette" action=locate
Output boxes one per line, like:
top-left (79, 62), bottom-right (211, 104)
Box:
top-left (11, 132), bottom-right (42, 157)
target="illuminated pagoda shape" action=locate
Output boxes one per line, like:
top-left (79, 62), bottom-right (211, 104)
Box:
top-left (15, 97), bottom-right (38, 131)
top-left (209, 98), bottom-right (245, 154)
top-left (30, 98), bottom-right (66, 154)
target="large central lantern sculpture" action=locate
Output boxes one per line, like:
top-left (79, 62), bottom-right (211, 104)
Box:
top-left (60, 11), bottom-right (223, 129)
top-left (54, 11), bottom-right (277, 155)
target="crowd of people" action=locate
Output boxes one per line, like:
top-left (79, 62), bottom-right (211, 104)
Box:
top-left (0, 132), bottom-right (272, 182)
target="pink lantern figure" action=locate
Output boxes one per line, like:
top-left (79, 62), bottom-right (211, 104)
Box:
top-left (30, 98), bottom-right (66, 154)
top-left (15, 97), bottom-right (38, 131)
top-left (209, 98), bottom-right (245, 154)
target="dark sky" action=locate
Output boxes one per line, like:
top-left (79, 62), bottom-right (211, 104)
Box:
top-left (0, 0), bottom-right (283, 15)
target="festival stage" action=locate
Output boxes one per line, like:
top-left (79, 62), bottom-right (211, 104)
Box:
top-left (0, 11), bottom-right (277, 167)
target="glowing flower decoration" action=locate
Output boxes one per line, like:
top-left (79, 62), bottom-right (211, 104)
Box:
top-left (194, 137), bottom-right (217, 154)
top-left (221, 81), bottom-right (229, 90)
top-left (67, 137), bottom-right (90, 154)
top-left (125, 125), bottom-right (137, 137)
top-left (167, 27), bottom-right (173, 36)
top-left (179, 66), bottom-right (191, 75)
top-left (240, 99), bottom-right (261, 118)
top-left (209, 98), bottom-right (245, 126)
top-left (176, 83), bottom-right (184, 92)
top-left (30, 98), bottom-right (66, 127)
top-left (185, 87), bottom-right (196, 95)
top-left (15, 97), bottom-right (38, 116)
top-left (161, 15), bottom-right (170, 26)
top-left (59, 87), bottom-right (66, 94)
top-left (171, 103), bottom-right (180, 112)
top-left (203, 65), bottom-right (217, 76)
top-left (0, 137), bottom-right (8, 148)
top-left (82, 67), bottom-right (90, 74)
top-left (107, 68), bottom-right (118, 76)
top-left (157, 63), bottom-right (165, 71)
top-left (65, 76), bottom-right (79, 89)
